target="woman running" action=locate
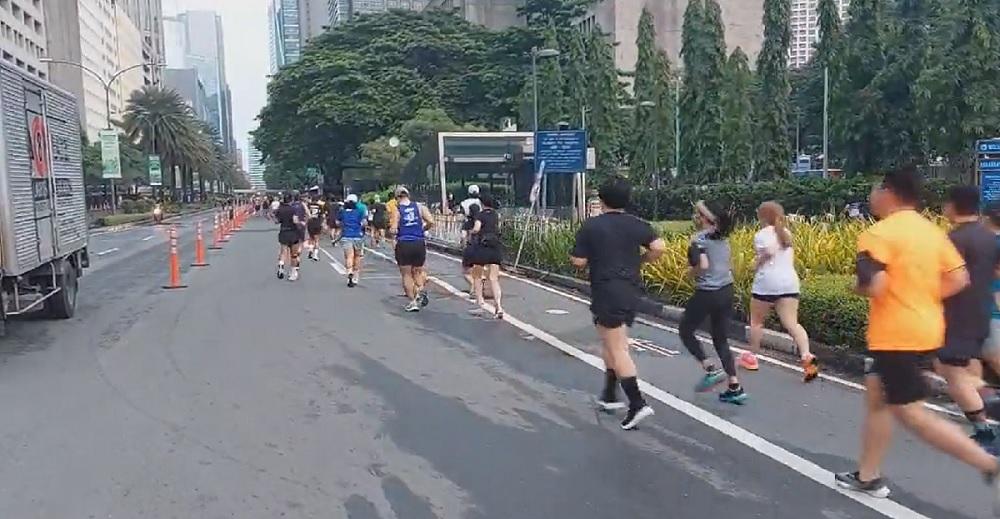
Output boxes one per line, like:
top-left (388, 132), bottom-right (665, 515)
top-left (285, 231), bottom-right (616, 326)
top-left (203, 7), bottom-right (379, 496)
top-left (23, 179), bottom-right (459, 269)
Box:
top-left (275, 193), bottom-right (302, 281)
top-left (679, 200), bottom-right (747, 404)
top-left (741, 201), bottom-right (819, 382)
top-left (469, 194), bottom-right (505, 319)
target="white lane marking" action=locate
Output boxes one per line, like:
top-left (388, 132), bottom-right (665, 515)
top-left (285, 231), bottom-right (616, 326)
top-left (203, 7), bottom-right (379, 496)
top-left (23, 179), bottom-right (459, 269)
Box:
top-left (381, 248), bottom-right (930, 519)
top-left (142, 235), bottom-right (155, 241)
top-left (95, 248), bottom-right (119, 256)
top-left (318, 247), bottom-right (348, 275)
top-left (545, 309), bottom-right (569, 315)
top-left (425, 250), bottom-right (965, 418)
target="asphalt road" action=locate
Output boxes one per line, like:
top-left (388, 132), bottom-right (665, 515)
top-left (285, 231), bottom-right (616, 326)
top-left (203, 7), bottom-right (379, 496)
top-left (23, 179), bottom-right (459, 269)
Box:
top-left (0, 216), bottom-right (992, 518)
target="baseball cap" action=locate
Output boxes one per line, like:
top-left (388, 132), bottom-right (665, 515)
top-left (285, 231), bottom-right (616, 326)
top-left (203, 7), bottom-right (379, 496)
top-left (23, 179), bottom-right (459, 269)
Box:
top-left (468, 185), bottom-right (480, 195)
top-left (346, 194), bottom-right (358, 203)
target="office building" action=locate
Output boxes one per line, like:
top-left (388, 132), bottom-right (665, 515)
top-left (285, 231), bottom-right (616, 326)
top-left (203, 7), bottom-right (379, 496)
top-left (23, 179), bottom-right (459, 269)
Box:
top-left (269, 0), bottom-right (301, 72)
top-left (47, 0), bottom-right (158, 142)
top-left (162, 67), bottom-right (209, 121)
top-left (789, 0), bottom-right (848, 69)
top-left (330, 0), bottom-right (426, 27)
top-left (299, 0), bottom-right (328, 41)
top-left (247, 145), bottom-right (266, 190)
top-left (0, 0), bottom-right (48, 79)
top-left (423, 0), bottom-right (521, 30)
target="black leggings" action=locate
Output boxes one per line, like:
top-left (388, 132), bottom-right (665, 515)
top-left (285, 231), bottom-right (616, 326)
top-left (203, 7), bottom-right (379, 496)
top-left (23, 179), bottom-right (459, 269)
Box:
top-left (679, 284), bottom-right (737, 377)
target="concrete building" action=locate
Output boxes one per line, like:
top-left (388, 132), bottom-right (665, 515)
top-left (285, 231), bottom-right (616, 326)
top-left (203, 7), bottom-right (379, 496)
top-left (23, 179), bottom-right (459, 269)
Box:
top-left (423, 0), bottom-right (521, 30)
top-left (162, 67), bottom-right (209, 121)
top-left (0, 0), bottom-right (48, 79)
top-left (330, 0), bottom-right (426, 27)
top-left (269, 0), bottom-right (301, 72)
top-left (789, 0), bottom-right (848, 69)
top-left (47, 0), bottom-right (155, 142)
top-left (299, 0), bottom-right (328, 41)
top-left (247, 145), bottom-right (266, 190)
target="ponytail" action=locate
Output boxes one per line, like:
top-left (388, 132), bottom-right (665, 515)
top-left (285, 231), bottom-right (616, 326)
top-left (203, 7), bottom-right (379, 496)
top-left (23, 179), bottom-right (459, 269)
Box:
top-left (759, 201), bottom-right (792, 249)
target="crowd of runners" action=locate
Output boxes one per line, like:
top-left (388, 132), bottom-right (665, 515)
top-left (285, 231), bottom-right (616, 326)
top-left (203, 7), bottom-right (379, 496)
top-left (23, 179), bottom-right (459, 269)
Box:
top-left (256, 165), bottom-right (1000, 512)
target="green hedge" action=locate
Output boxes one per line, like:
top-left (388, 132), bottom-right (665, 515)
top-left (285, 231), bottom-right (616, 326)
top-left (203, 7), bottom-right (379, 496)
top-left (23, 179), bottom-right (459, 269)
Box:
top-left (98, 213), bottom-right (155, 226)
top-left (631, 176), bottom-right (953, 221)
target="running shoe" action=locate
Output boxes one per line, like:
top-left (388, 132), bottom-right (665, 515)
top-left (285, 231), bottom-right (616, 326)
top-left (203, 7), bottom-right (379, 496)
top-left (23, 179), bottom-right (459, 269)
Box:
top-left (803, 356), bottom-right (820, 383)
top-left (596, 398), bottom-right (627, 412)
top-left (972, 426), bottom-right (1000, 454)
top-left (347, 273), bottom-right (356, 288)
top-left (718, 386), bottom-right (748, 405)
top-left (835, 471), bottom-right (890, 498)
top-left (694, 369), bottom-right (727, 392)
top-left (276, 264), bottom-right (285, 280)
top-left (311, 250), bottom-right (319, 261)
top-left (404, 300), bottom-right (421, 312)
top-left (418, 291), bottom-right (429, 307)
top-left (289, 268), bottom-right (299, 282)
top-left (738, 351), bottom-right (759, 371)
top-left (620, 405), bottom-right (654, 430)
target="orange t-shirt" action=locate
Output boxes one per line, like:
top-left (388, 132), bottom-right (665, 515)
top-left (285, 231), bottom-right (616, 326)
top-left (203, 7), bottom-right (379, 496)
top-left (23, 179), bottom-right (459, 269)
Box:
top-left (858, 210), bottom-right (965, 352)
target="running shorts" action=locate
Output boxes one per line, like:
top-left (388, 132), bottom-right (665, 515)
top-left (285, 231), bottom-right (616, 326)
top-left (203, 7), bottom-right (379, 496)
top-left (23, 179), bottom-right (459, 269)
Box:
top-left (373, 217), bottom-right (389, 230)
top-left (395, 240), bottom-right (427, 267)
top-left (307, 218), bottom-right (323, 237)
top-left (462, 243), bottom-right (475, 268)
top-left (341, 237), bottom-right (364, 254)
top-left (751, 293), bottom-right (799, 304)
top-left (937, 335), bottom-right (989, 367)
top-left (278, 229), bottom-right (300, 246)
top-left (470, 243), bottom-right (503, 266)
top-left (590, 280), bottom-right (641, 329)
top-left (864, 351), bottom-right (931, 406)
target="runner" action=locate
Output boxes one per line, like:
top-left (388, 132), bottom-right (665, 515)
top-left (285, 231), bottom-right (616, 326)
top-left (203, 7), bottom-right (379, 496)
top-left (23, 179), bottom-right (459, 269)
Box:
top-left (337, 194), bottom-right (367, 287)
top-left (468, 194), bottom-right (504, 319)
top-left (305, 189), bottom-right (327, 262)
top-left (934, 185), bottom-right (1000, 449)
top-left (679, 200), bottom-right (747, 404)
top-left (977, 205), bottom-right (1000, 397)
top-left (389, 187), bottom-right (435, 312)
top-left (459, 185), bottom-right (483, 295)
top-left (741, 201), bottom-right (819, 382)
top-left (269, 196), bottom-right (281, 223)
top-left (835, 167), bottom-right (1000, 505)
top-left (326, 194), bottom-right (342, 245)
top-left (274, 193), bottom-right (302, 281)
top-left (369, 195), bottom-right (388, 247)
top-left (570, 177), bottom-right (666, 430)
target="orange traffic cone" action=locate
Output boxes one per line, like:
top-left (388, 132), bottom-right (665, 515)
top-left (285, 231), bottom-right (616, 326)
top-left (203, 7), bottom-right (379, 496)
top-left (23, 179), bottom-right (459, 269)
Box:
top-left (208, 213), bottom-right (223, 250)
top-left (220, 211), bottom-right (231, 242)
top-left (163, 225), bottom-right (188, 289)
top-left (191, 220), bottom-right (209, 267)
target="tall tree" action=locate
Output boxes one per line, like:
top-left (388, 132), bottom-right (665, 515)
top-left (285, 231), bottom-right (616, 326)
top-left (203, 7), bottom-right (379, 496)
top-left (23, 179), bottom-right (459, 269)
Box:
top-left (629, 7), bottom-right (659, 182)
top-left (562, 30), bottom-right (589, 129)
top-left (791, 0), bottom-right (844, 158)
top-left (720, 48), bottom-right (755, 181)
top-left (653, 50), bottom-right (677, 177)
top-left (584, 30), bottom-right (625, 177)
top-left (678, 0), bottom-right (706, 181)
top-left (755, 0), bottom-right (792, 179)
top-left (536, 27), bottom-right (566, 130)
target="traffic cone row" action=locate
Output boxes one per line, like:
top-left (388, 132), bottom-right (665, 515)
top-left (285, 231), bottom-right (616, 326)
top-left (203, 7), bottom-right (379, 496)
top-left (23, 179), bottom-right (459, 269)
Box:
top-left (162, 224), bottom-right (188, 290)
top-left (162, 204), bottom-right (254, 290)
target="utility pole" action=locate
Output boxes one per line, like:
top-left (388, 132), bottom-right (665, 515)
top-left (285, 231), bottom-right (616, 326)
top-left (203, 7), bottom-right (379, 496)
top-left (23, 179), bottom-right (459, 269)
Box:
top-left (823, 66), bottom-right (830, 178)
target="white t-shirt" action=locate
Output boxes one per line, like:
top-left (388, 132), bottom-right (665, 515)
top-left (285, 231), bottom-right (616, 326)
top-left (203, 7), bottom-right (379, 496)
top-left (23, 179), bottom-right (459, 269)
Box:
top-left (270, 200), bottom-right (280, 212)
top-left (751, 226), bottom-right (800, 295)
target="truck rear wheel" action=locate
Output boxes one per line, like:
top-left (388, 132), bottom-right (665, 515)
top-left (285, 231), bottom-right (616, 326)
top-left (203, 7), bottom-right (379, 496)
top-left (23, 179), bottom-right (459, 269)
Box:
top-left (45, 262), bottom-right (77, 319)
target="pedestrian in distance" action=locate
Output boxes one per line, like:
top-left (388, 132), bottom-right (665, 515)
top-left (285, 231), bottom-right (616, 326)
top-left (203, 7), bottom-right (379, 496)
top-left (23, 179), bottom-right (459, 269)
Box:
top-left (369, 195), bottom-right (389, 248)
top-left (275, 192), bottom-right (303, 281)
top-left (459, 185), bottom-right (483, 298)
top-left (468, 194), bottom-right (504, 319)
top-left (835, 166), bottom-right (1000, 510)
top-left (305, 188), bottom-right (327, 262)
top-left (570, 177), bottom-right (666, 430)
top-left (389, 187), bottom-right (435, 312)
top-left (338, 194), bottom-right (367, 288)
top-left (679, 200), bottom-right (748, 404)
top-left (975, 205), bottom-right (1000, 409)
top-left (932, 185), bottom-right (1000, 450)
top-left (741, 201), bottom-right (820, 382)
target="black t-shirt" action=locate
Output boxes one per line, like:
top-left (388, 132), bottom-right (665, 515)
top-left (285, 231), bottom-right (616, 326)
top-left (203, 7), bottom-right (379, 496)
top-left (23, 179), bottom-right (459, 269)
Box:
top-left (571, 212), bottom-right (657, 285)
top-left (276, 204), bottom-right (297, 232)
top-left (945, 221), bottom-right (999, 341)
top-left (475, 208), bottom-right (500, 246)
top-left (372, 202), bottom-right (387, 222)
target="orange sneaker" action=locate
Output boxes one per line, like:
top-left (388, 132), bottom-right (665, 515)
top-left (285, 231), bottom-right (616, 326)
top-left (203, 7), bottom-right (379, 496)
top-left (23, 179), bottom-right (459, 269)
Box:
top-left (739, 351), bottom-right (760, 371)
top-left (802, 356), bottom-right (819, 383)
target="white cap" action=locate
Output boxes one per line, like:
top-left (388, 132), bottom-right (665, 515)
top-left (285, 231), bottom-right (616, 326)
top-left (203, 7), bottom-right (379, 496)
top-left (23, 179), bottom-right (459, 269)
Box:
top-left (468, 185), bottom-right (480, 195)
top-left (346, 194), bottom-right (358, 203)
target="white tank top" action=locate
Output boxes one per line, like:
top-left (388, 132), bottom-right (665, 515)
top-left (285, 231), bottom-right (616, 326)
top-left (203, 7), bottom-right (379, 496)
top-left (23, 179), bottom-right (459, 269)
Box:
top-left (751, 226), bottom-right (801, 295)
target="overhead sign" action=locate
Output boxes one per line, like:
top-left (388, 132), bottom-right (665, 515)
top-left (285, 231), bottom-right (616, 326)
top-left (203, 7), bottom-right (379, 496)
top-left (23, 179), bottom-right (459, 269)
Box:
top-left (535, 130), bottom-right (587, 173)
top-left (978, 139), bottom-right (1000, 153)
top-left (148, 155), bottom-right (162, 186)
top-left (99, 129), bottom-right (121, 179)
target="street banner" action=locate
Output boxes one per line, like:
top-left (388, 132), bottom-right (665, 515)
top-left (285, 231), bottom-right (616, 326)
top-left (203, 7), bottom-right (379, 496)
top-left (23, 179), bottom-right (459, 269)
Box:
top-left (148, 155), bottom-right (162, 186)
top-left (99, 129), bottom-right (121, 179)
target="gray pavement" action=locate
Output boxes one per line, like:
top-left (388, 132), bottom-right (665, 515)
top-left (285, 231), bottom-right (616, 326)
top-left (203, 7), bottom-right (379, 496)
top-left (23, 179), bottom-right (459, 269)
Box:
top-left (0, 217), bottom-right (990, 518)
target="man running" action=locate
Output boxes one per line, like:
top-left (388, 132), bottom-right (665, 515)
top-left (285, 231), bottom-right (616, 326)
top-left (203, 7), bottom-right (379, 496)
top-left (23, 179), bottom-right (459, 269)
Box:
top-left (836, 166), bottom-right (1000, 506)
top-left (369, 195), bottom-right (388, 247)
top-left (459, 185), bottom-right (483, 295)
top-left (390, 187), bottom-right (435, 312)
top-left (338, 194), bottom-right (367, 287)
top-left (274, 193), bottom-right (302, 281)
top-left (935, 185), bottom-right (1000, 449)
top-left (305, 188), bottom-right (327, 261)
top-left (570, 177), bottom-right (666, 430)
top-left (289, 190), bottom-right (307, 260)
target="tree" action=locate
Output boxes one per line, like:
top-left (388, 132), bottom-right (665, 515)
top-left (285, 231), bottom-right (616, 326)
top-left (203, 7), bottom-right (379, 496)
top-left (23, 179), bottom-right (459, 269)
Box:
top-left (360, 137), bottom-right (415, 184)
top-left (653, 50), bottom-right (677, 175)
top-left (562, 30), bottom-right (589, 129)
top-left (526, 27), bottom-right (565, 130)
top-left (584, 30), bottom-right (626, 177)
top-left (628, 8), bottom-right (659, 182)
top-left (720, 48), bottom-right (754, 181)
top-left (518, 0), bottom-right (592, 29)
top-left (755, 0), bottom-right (792, 179)
top-left (679, 0), bottom-right (726, 182)
top-left (791, 0), bottom-right (843, 158)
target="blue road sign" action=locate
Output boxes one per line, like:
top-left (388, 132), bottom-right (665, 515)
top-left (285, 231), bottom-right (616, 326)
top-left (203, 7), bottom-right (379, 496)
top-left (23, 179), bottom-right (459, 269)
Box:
top-left (980, 159), bottom-right (1000, 171)
top-left (535, 130), bottom-right (587, 173)
top-left (978, 139), bottom-right (1000, 154)
top-left (983, 172), bottom-right (1000, 207)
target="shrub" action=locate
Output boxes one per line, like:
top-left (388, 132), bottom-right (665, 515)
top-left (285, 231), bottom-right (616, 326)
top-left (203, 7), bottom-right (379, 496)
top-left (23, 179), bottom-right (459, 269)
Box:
top-left (99, 213), bottom-right (153, 226)
top-left (119, 199), bottom-right (137, 214)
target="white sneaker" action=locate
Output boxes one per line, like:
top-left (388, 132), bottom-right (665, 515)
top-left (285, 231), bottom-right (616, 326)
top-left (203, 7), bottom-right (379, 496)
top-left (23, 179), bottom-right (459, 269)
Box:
top-left (289, 268), bottom-right (299, 282)
top-left (404, 300), bottom-right (421, 312)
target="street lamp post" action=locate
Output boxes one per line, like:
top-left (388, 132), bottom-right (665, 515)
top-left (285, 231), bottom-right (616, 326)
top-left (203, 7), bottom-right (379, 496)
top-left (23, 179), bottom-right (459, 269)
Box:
top-left (42, 58), bottom-right (163, 214)
top-left (530, 46), bottom-right (560, 213)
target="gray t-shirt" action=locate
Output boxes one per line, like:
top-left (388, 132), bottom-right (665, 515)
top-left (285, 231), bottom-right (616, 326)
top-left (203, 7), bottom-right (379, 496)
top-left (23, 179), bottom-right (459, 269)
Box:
top-left (945, 221), bottom-right (998, 342)
top-left (688, 231), bottom-right (734, 290)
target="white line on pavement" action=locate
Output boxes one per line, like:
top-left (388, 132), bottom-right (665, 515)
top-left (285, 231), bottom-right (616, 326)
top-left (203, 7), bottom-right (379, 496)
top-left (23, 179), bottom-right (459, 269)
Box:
top-left (319, 247), bottom-right (348, 275)
top-left (142, 235), bottom-right (155, 241)
top-left (371, 247), bottom-right (931, 519)
top-left (95, 248), bottom-right (119, 256)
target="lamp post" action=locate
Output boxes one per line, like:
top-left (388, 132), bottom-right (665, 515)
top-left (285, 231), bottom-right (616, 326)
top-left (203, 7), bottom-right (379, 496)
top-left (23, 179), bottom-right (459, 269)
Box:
top-left (531, 46), bottom-right (560, 212)
top-left (42, 58), bottom-right (165, 214)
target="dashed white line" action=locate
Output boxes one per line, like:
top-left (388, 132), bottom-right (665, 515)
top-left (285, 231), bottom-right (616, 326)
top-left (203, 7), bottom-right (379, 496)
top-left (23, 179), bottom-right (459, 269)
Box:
top-left (319, 247), bottom-right (348, 275)
top-left (95, 248), bottom-right (119, 256)
top-left (142, 235), bottom-right (155, 241)
top-left (371, 247), bottom-right (930, 519)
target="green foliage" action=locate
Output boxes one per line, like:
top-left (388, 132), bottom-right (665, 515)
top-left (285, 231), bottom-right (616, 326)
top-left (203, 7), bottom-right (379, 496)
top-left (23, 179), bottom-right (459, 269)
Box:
top-left (720, 48), bottom-right (754, 181)
top-left (679, 0), bottom-right (726, 182)
top-left (583, 30), bottom-right (626, 177)
top-left (628, 8), bottom-right (660, 183)
top-left (755, 0), bottom-right (792, 180)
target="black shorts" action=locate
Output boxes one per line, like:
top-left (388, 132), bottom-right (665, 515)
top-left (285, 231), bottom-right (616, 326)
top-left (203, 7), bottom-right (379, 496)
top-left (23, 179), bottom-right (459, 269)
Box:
top-left (470, 243), bottom-right (503, 266)
top-left (307, 218), bottom-right (323, 237)
top-left (751, 293), bottom-right (799, 303)
top-left (462, 243), bottom-right (475, 268)
top-left (865, 351), bottom-right (932, 405)
top-left (937, 335), bottom-right (989, 366)
top-left (395, 240), bottom-right (427, 267)
top-left (590, 280), bottom-right (641, 329)
top-left (373, 218), bottom-right (388, 230)
top-left (278, 229), bottom-right (300, 246)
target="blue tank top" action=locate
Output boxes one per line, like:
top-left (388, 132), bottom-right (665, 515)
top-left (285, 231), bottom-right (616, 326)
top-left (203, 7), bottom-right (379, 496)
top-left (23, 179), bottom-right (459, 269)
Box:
top-left (397, 202), bottom-right (425, 242)
top-left (340, 208), bottom-right (365, 239)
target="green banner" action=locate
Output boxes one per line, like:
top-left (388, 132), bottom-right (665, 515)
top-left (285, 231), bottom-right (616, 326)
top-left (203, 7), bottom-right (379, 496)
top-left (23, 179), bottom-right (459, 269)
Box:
top-left (148, 155), bottom-right (162, 186)
top-left (99, 129), bottom-right (121, 179)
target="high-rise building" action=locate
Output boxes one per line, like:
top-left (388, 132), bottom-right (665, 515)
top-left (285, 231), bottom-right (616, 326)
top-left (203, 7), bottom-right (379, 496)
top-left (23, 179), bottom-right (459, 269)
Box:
top-left (162, 68), bottom-right (209, 121)
top-left (47, 0), bottom-right (156, 142)
top-left (423, 0), bottom-right (520, 30)
top-left (330, 0), bottom-right (425, 27)
top-left (247, 145), bottom-right (266, 190)
top-left (299, 0), bottom-right (329, 41)
top-left (0, 0), bottom-right (48, 79)
top-left (269, 0), bottom-right (301, 72)
top-left (789, 0), bottom-right (848, 69)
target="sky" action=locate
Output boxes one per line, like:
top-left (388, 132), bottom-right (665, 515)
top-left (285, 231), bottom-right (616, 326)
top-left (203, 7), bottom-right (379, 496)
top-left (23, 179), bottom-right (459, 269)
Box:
top-left (164, 0), bottom-right (270, 166)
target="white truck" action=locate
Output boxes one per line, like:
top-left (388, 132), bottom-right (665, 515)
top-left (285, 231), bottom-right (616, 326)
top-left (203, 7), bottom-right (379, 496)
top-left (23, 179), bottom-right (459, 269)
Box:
top-left (0, 61), bottom-right (88, 335)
